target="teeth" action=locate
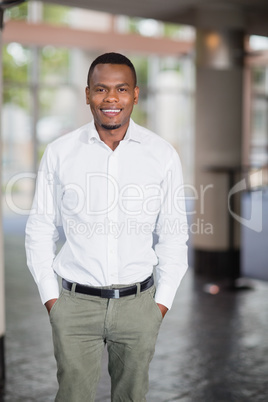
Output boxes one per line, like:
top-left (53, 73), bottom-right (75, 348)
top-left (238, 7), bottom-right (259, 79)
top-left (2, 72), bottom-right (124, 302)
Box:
top-left (102, 109), bottom-right (120, 113)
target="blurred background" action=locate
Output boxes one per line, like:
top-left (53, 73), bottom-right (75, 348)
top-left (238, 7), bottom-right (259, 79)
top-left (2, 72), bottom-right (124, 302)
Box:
top-left (0, 1), bottom-right (268, 401)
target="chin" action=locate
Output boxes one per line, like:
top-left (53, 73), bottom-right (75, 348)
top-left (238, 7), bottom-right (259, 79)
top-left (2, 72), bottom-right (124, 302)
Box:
top-left (101, 124), bottom-right (122, 130)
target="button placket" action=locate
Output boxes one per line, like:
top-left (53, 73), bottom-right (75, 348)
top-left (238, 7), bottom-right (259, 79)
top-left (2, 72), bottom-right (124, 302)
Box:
top-left (107, 151), bottom-right (119, 283)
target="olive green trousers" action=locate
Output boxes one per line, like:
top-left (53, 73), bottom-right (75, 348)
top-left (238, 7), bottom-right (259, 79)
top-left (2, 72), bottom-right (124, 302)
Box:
top-left (49, 283), bottom-right (163, 402)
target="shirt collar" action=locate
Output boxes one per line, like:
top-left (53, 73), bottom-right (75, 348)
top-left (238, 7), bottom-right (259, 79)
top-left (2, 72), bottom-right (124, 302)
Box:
top-left (88, 121), bottom-right (101, 144)
top-left (124, 119), bottom-right (142, 143)
top-left (87, 118), bottom-right (142, 145)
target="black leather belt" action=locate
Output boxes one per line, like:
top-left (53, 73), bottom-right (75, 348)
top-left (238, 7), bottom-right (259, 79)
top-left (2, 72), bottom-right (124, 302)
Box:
top-left (62, 275), bottom-right (154, 299)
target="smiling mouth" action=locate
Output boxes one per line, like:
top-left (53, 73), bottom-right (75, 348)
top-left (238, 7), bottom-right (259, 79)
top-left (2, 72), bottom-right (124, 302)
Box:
top-left (101, 109), bottom-right (121, 116)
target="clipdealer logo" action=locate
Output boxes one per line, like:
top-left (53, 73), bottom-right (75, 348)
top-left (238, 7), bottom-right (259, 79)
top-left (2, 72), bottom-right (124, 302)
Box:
top-left (228, 171), bottom-right (263, 233)
top-left (4, 171), bottom-right (214, 236)
top-left (5, 170), bottom-right (263, 234)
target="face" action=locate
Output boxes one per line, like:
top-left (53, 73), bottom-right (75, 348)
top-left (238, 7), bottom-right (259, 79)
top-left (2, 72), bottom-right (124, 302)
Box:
top-left (85, 63), bottom-right (139, 134)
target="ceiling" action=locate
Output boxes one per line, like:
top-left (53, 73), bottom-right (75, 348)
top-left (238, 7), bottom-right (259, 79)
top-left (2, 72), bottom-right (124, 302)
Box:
top-left (39, 0), bottom-right (268, 36)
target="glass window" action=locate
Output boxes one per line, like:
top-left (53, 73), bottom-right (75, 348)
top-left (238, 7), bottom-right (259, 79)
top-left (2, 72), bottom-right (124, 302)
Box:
top-left (163, 23), bottom-right (195, 41)
top-left (2, 88), bottom-right (34, 215)
top-left (3, 43), bottom-right (31, 84)
top-left (42, 4), bottom-right (71, 26)
top-left (123, 16), bottom-right (195, 41)
top-left (40, 46), bottom-right (70, 85)
top-left (131, 97), bottom-right (148, 127)
top-left (5, 2), bottom-right (28, 21)
top-left (251, 97), bottom-right (268, 166)
top-left (38, 87), bottom-right (78, 157)
top-left (250, 67), bottom-right (268, 167)
top-left (252, 67), bottom-right (266, 93)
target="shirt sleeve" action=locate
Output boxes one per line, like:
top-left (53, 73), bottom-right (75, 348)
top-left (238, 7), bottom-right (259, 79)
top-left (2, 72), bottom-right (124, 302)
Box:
top-left (154, 151), bottom-right (188, 310)
top-left (25, 145), bottom-right (61, 304)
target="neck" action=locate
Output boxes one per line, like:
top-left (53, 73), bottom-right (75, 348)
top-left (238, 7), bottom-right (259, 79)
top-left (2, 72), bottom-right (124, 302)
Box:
top-left (102, 136), bottom-right (121, 151)
top-left (95, 122), bottom-right (129, 150)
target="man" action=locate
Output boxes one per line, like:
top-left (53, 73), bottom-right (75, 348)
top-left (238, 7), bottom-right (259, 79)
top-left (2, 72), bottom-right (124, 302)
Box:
top-left (25, 52), bottom-right (188, 402)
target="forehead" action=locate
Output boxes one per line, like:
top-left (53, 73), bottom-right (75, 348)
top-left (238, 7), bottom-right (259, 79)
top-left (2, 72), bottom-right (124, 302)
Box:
top-left (90, 63), bottom-right (135, 87)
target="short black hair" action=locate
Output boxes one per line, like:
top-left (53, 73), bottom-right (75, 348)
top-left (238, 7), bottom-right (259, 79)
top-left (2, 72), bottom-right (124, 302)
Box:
top-left (87, 52), bottom-right (137, 87)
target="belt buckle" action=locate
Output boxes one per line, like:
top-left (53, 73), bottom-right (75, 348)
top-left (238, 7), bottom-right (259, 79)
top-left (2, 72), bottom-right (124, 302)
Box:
top-left (101, 288), bottom-right (120, 299)
top-left (113, 289), bottom-right (120, 299)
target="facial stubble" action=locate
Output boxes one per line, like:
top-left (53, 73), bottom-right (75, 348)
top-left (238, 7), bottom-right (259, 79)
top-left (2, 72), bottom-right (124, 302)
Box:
top-left (101, 124), bottom-right (122, 130)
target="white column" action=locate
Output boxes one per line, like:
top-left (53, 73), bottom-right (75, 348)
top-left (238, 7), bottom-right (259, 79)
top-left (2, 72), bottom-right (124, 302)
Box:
top-left (193, 8), bottom-right (245, 278)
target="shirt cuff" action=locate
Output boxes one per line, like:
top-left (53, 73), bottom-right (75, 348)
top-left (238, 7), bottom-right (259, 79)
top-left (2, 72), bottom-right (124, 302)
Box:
top-left (154, 282), bottom-right (178, 310)
top-left (37, 275), bottom-right (60, 305)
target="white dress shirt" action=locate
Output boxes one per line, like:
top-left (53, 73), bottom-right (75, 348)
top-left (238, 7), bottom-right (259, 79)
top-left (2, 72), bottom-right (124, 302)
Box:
top-left (25, 119), bottom-right (188, 309)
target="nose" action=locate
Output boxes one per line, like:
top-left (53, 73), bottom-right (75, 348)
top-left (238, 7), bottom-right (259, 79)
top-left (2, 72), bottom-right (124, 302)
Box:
top-left (104, 89), bottom-right (118, 102)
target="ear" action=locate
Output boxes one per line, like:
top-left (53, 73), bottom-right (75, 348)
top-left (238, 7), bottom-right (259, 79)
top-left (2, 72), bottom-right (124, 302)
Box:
top-left (134, 86), bottom-right (139, 105)
top-left (85, 86), bottom-right (90, 105)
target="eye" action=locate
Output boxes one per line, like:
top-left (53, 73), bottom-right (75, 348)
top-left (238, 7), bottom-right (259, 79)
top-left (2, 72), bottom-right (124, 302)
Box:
top-left (118, 88), bottom-right (127, 92)
top-left (95, 87), bottom-right (106, 93)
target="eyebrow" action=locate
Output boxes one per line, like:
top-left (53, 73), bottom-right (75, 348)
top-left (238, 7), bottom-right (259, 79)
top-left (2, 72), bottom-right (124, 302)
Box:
top-left (93, 83), bottom-right (131, 88)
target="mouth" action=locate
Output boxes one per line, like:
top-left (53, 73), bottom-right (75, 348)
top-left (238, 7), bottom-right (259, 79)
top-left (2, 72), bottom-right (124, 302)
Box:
top-left (101, 108), bottom-right (122, 117)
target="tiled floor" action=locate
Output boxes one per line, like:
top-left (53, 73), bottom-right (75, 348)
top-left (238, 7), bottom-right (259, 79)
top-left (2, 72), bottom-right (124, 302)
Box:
top-left (1, 233), bottom-right (268, 401)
